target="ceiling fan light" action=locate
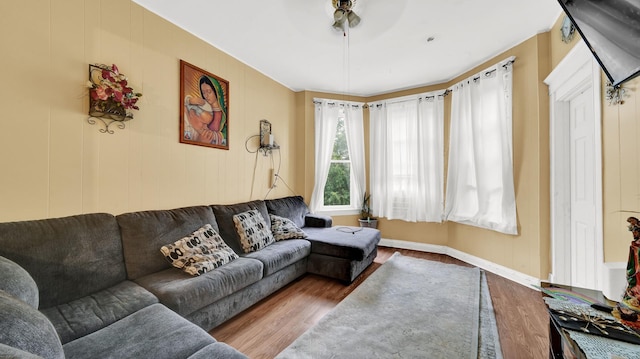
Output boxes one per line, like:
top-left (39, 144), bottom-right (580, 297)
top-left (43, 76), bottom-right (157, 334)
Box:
top-left (347, 11), bottom-right (360, 27)
top-left (337, 0), bottom-right (352, 10)
top-left (333, 9), bottom-right (346, 22)
top-left (332, 20), bottom-right (345, 32)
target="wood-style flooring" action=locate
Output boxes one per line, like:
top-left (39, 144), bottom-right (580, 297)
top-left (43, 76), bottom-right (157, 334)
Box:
top-left (210, 247), bottom-right (550, 359)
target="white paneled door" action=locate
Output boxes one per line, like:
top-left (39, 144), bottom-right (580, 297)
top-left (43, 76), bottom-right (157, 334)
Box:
top-left (569, 88), bottom-right (598, 289)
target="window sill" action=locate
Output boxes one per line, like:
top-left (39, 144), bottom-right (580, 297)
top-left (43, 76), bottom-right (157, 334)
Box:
top-left (315, 208), bottom-right (360, 217)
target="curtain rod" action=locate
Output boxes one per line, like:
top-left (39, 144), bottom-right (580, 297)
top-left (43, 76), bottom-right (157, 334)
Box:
top-left (472, 58), bottom-right (516, 81)
top-left (366, 88), bottom-right (449, 109)
top-left (312, 98), bottom-right (365, 107)
top-left (312, 58), bottom-right (516, 107)
top-left (312, 100), bottom-right (364, 109)
top-left (449, 57), bottom-right (516, 91)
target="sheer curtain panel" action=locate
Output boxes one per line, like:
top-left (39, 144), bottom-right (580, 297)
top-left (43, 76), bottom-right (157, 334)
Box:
top-left (444, 57), bottom-right (517, 234)
top-left (369, 91), bottom-right (445, 222)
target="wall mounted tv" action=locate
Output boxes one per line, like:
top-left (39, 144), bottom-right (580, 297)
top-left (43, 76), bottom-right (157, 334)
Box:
top-left (557, 0), bottom-right (640, 87)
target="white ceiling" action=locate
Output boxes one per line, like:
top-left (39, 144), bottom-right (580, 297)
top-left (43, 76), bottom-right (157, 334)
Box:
top-left (132, 0), bottom-right (562, 97)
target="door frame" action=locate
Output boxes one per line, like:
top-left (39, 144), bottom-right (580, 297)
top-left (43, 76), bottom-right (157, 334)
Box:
top-left (544, 41), bottom-right (603, 287)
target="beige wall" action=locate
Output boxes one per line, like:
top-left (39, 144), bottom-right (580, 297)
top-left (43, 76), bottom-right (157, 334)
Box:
top-left (0, 0), bottom-right (299, 222)
top-left (602, 74), bottom-right (640, 261)
top-left (549, 15), bottom-right (581, 69)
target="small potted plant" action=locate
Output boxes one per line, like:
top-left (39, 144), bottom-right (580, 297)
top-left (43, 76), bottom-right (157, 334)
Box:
top-left (358, 192), bottom-right (378, 228)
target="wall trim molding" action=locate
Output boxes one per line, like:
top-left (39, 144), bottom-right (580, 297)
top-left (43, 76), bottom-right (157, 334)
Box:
top-left (379, 238), bottom-right (541, 289)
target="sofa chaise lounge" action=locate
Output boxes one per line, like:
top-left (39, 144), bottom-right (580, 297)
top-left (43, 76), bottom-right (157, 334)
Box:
top-left (0, 196), bottom-right (380, 358)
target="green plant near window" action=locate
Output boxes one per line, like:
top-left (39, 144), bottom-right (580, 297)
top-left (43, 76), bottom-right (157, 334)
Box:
top-left (360, 192), bottom-right (375, 220)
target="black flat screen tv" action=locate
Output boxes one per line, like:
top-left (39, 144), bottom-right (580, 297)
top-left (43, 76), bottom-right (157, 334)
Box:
top-left (557, 0), bottom-right (640, 87)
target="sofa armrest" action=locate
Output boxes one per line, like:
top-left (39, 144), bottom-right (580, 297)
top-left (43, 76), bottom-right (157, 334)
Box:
top-left (305, 214), bottom-right (333, 228)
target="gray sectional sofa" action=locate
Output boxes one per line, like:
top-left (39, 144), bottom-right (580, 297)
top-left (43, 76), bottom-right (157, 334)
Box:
top-left (0, 196), bottom-right (380, 359)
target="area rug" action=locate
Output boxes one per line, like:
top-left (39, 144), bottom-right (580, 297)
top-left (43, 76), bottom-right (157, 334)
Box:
top-left (275, 252), bottom-right (503, 359)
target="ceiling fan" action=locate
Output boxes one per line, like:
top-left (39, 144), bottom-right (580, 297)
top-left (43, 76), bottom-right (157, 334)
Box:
top-left (332, 0), bottom-right (361, 31)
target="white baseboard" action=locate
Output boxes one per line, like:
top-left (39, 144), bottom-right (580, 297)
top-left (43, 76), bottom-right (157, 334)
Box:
top-left (379, 238), bottom-right (541, 289)
top-left (379, 238), bottom-right (448, 254)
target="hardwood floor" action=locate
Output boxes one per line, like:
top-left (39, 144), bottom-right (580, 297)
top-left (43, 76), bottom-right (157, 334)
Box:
top-left (210, 247), bottom-right (550, 359)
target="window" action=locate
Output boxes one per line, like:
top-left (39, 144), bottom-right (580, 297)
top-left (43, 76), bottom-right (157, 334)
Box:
top-left (369, 92), bottom-right (445, 222)
top-left (323, 115), bottom-right (353, 207)
top-left (309, 99), bottom-right (365, 214)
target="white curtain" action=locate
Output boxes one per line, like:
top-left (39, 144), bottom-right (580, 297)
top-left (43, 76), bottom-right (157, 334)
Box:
top-left (309, 98), bottom-right (365, 213)
top-left (444, 56), bottom-right (517, 235)
top-left (343, 103), bottom-right (366, 208)
top-left (369, 91), bottom-right (445, 222)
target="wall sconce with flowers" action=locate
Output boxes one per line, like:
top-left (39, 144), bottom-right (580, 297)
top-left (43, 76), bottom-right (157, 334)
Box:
top-left (87, 64), bottom-right (142, 133)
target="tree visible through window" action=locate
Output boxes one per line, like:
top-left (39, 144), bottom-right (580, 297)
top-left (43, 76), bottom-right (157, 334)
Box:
top-left (324, 115), bottom-right (351, 206)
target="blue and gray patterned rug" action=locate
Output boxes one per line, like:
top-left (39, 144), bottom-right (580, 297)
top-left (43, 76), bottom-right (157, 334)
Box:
top-left (276, 252), bottom-right (502, 358)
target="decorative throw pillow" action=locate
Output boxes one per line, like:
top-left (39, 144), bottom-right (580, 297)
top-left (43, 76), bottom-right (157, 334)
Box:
top-left (233, 209), bottom-right (275, 253)
top-left (270, 214), bottom-right (307, 241)
top-left (160, 224), bottom-right (238, 276)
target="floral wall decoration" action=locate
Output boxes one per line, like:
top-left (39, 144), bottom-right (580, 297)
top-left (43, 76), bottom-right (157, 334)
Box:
top-left (87, 63), bottom-right (142, 133)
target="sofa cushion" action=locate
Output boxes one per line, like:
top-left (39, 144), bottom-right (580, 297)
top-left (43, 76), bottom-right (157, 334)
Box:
top-left (243, 239), bottom-right (311, 276)
top-left (134, 257), bottom-right (263, 317)
top-left (0, 291), bottom-right (64, 359)
top-left (270, 214), bottom-right (307, 241)
top-left (40, 280), bottom-right (158, 344)
top-left (0, 343), bottom-right (44, 359)
top-left (160, 224), bottom-right (238, 276)
top-left (305, 213), bottom-right (333, 228)
top-left (184, 258), bottom-right (309, 330)
top-left (0, 213), bottom-right (125, 309)
top-left (233, 210), bottom-right (275, 253)
top-left (116, 205), bottom-right (219, 280)
top-left (265, 196), bottom-right (309, 229)
top-left (0, 256), bottom-right (39, 308)
top-left (302, 226), bottom-right (381, 260)
top-left (307, 248), bottom-right (378, 283)
top-left (62, 303), bottom-right (224, 359)
top-left (211, 200), bottom-right (270, 255)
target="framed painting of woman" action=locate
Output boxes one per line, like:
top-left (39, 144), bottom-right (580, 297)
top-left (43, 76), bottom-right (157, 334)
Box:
top-left (179, 60), bottom-right (229, 150)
